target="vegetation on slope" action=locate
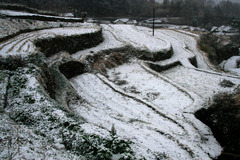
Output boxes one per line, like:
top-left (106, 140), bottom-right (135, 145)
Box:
top-left (195, 89), bottom-right (240, 159)
top-left (198, 33), bottom-right (240, 64)
top-left (0, 52), bottom-right (137, 159)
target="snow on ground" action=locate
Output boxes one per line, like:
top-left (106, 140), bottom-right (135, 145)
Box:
top-left (0, 9), bottom-right (39, 16)
top-left (0, 23), bottom-right (100, 57)
top-left (70, 72), bottom-right (221, 160)
top-left (72, 25), bottom-right (126, 60)
top-left (105, 24), bottom-right (171, 53)
top-left (219, 56), bottom-right (240, 75)
top-left (161, 65), bottom-right (240, 101)
top-left (155, 24), bottom-right (207, 32)
top-left (136, 27), bottom-right (211, 70)
top-left (37, 25), bottom-right (98, 37)
top-left (0, 67), bottom-right (85, 160)
top-left (0, 9), bottom-right (82, 20)
top-left (69, 25), bottom-right (240, 159)
top-left (72, 24), bottom-right (171, 60)
top-left (107, 60), bottom-right (193, 115)
top-left (0, 114), bottom-right (78, 160)
top-left (0, 18), bottom-right (84, 39)
top-left (177, 30), bottom-right (200, 38)
top-left (1, 21), bottom-right (240, 159)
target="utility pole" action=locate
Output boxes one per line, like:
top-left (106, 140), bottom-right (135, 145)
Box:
top-left (152, 3), bottom-right (155, 36)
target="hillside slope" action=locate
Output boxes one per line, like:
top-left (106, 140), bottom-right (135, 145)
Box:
top-left (0, 18), bottom-right (240, 159)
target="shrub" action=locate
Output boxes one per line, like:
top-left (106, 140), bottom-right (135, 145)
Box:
top-left (219, 79), bottom-right (235, 88)
top-left (9, 75), bottom-right (27, 96)
top-left (0, 56), bottom-right (26, 71)
top-left (61, 129), bottom-right (135, 160)
top-left (115, 80), bottom-right (128, 85)
top-left (23, 95), bottom-right (35, 104)
top-left (199, 43), bottom-right (217, 62)
top-left (198, 34), bottom-right (217, 63)
top-left (195, 91), bottom-right (240, 155)
top-left (154, 152), bottom-right (169, 160)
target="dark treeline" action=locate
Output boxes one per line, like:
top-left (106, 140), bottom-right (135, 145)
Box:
top-left (1, 0), bottom-right (156, 17)
top-left (161, 0), bottom-right (240, 27)
top-left (1, 0), bottom-right (240, 28)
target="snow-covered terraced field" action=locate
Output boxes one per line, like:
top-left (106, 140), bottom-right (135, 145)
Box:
top-left (70, 72), bottom-right (221, 159)
top-left (72, 25), bottom-right (126, 60)
top-left (69, 25), bottom-right (240, 159)
top-left (0, 23), bottom-right (100, 57)
top-left (72, 24), bottom-right (172, 61)
top-left (162, 65), bottom-right (240, 101)
top-left (136, 26), bottom-right (211, 69)
top-left (107, 61), bottom-right (193, 115)
top-left (106, 25), bottom-right (171, 53)
top-left (0, 18), bottom-right (85, 40)
top-left (1, 22), bottom-right (240, 159)
top-left (0, 9), bottom-right (83, 21)
top-left (219, 56), bottom-right (240, 75)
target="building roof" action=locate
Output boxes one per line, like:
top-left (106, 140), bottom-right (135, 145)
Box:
top-left (127, 20), bottom-right (137, 24)
top-left (114, 18), bottom-right (129, 24)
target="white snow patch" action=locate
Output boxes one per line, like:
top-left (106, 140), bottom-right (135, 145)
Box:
top-left (162, 65), bottom-right (240, 101)
top-left (107, 61), bottom-right (192, 115)
top-left (72, 24), bottom-right (125, 60)
top-left (219, 56), bottom-right (240, 75)
top-left (0, 9), bottom-right (82, 21)
top-left (106, 24), bottom-right (171, 53)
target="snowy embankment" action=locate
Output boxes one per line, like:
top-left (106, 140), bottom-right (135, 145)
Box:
top-left (219, 56), bottom-right (240, 75)
top-left (0, 9), bottom-right (83, 22)
top-left (107, 25), bottom-right (171, 53)
top-left (72, 25), bottom-right (126, 60)
top-left (107, 25), bottom-right (172, 61)
top-left (136, 26), bottom-right (212, 70)
top-left (0, 23), bottom-right (100, 57)
top-left (0, 18), bottom-right (84, 40)
top-left (72, 24), bottom-right (172, 61)
top-left (161, 65), bottom-right (240, 101)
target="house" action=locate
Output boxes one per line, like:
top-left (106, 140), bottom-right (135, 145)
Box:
top-left (141, 18), bottom-right (162, 27)
top-left (114, 18), bottom-right (129, 24)
top-left (86, 18), bottom-right (99, 23)
top-left (126, 20), bottom-right (137, 25)
top-left (210, 26), bottom-right (219, 32)
top-left (211, 25), bottom-right (238, 33)
top-left (145, 18), bottom-right (162, 24)
top-left (62, 13), bottom-right (74, 17)
top-left (155, 19), bottom-right (162, 24)
top-left (220, 26), bottom-right (238, 33)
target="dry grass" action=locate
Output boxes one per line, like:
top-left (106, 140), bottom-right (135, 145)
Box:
top-left (92, 52), bottom-right (128, 74)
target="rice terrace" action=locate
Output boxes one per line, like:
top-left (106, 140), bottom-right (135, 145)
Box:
top-left (0, 1), bottom-right (240, 160)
